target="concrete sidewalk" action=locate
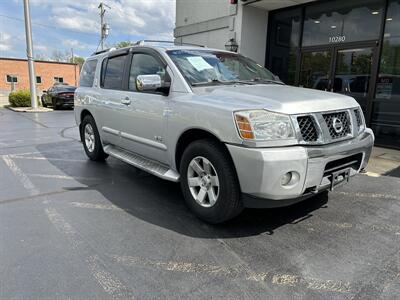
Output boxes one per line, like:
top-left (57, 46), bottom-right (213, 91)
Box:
top-left (366, 146), bottom-right (400, 177)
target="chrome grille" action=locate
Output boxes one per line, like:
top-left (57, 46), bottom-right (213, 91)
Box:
top-left (297, 116), bottom-right (318, 142)
top-left (323, 111), bottom-right (351, 139)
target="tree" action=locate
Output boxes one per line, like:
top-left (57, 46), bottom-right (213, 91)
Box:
top-left (51, 50), bottom-right (70, 62)
top-left (114, 41), bottom-right (133, 49)
top-left (70, 56), bottom-right (85, 70)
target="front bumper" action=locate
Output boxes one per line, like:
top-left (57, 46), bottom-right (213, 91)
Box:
top-left (226, 128), bottom-right (374, 207)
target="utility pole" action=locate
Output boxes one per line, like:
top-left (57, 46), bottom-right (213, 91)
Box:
top-left (71, 48), bottom-right (74, 63)
top-left (98, 2), bottom-right (111, 50)
top-left (23, 0), bottom-right (37, 108)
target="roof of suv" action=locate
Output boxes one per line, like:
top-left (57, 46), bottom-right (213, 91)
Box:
top-left (89, 42), bottom-right (233, 59)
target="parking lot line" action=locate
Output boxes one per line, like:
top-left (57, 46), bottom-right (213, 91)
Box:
top-left (70, 202), bottom-right (122, 211)
top-left (111, 255), bottom-right (353, 294)
top-left (336, 191), bottom-right (400, 201)
top-left (9, 155), bottom-right (87, 162)
top-left (1, 155), bottom-right (39, 195)
top-left (26, 173), bottom-right (101, 181)
top-left (45, 207), bottom-right (134, 299)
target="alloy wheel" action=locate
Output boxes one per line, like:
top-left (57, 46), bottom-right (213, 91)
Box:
top-left (187, 156), bottom-right (220, 207)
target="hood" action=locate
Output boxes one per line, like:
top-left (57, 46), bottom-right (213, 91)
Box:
top-left (193, 84), bottom-right (359, 114)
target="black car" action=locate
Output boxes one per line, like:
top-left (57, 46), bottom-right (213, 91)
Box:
top-left (41, 84), bottom-right (77, 110)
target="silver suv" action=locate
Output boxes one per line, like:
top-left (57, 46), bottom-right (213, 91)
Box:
top-left (75, 42), bottom-right (374, 223)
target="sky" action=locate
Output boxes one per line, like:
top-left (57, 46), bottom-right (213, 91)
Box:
top-left (0, 0), bottom-right (176, 60)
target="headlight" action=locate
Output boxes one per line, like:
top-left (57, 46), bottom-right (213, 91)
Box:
top-left (234, 110), bottom-right (295, 140)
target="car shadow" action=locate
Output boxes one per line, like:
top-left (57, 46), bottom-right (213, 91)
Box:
top-left (384, 166), bottom-right (400, 178)
top-left (36, 141), bottom-right (329, 239)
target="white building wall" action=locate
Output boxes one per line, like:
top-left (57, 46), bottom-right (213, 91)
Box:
top-left (176, 0), bottom-right (232, 26)
top-left (174, 1), bottom-right (269, 65)
top-left (174, 0), bottom-right (237, 50)
top-left (238, 6), bottom-right (268, 66)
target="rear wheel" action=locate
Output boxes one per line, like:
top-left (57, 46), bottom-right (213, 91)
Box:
top-left (41, 97), bottom-right (47, 107)
top-left (81, 115), bottom-right (108, 161)
top-left (180, 139), bottom-right (243, 223)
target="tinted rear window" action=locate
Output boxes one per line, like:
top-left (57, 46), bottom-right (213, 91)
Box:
top-left (102, 55), bottom-right (127, 90)
top-left (80, 59), bottom-right (97, 87)
top-left (54, 86), bottom-right (76, 92)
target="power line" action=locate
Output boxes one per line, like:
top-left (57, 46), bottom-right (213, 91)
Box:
top-left (0, 13), bottom-right (97, 36)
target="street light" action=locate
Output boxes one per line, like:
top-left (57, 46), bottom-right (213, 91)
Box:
top-left (225, 38), bottom-right (238, 52)
top-left (23, 0), bottom-right (37, 108)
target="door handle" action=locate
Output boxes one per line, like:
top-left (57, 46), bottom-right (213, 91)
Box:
top-left (121, 97), bottom-right (131, 105)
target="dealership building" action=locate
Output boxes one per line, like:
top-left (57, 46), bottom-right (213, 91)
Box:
top-left (174, 0), bottom-right (400, 148)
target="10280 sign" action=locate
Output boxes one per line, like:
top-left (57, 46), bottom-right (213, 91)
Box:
top-left (329, 36), bottom-right (346, 43)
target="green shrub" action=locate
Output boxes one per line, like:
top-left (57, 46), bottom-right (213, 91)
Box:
top-left (9, 90), bottom-right (32, 107)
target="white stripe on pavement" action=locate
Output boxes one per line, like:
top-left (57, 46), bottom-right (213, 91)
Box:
top-left (2, 155), bottom-right (39, 195)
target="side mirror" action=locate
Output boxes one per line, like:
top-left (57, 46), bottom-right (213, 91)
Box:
top-left (136, 75), bottom-right (162, 92)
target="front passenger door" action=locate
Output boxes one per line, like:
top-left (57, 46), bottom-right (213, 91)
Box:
top-left (118, 52), bottom-right (170, 164)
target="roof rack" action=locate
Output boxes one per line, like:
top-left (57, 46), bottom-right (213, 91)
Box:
top-left (133, 40), bottom-right (205, 48)
top-left (91, 47), bottom-right (116, 56)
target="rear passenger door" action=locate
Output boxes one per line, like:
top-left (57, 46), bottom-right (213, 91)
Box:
top-left (117, 50), bottom-right (170, 164)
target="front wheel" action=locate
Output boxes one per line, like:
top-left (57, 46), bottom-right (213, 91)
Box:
top-left (81, 115), bottom-right (108, 161)
top-left (180, 139), bottom-right (243, 224)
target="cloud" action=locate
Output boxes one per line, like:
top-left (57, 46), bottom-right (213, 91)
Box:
top-left (62, 39), bottom-right (95, 50)
top-left (0, 33), bottom-right (13, 51)
top-left (30, 0), bottom-right (176, 39)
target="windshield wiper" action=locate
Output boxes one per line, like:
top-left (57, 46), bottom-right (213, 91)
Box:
top-left (250, 78), bottom-right (284, 85)
top-left (191, 79), bottom-right (253, 86)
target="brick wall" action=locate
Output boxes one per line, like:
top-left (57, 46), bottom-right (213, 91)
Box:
top-left (0, 58), bottom-right (80, 93)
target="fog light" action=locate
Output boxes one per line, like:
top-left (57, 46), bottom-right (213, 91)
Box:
top-left (281, 172), bottom-right (292, 186)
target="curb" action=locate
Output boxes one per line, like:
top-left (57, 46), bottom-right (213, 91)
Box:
top-left (6, 106), bottom-right (53, 113)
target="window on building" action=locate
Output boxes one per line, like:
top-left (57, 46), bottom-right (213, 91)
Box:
top-left (268, 8), bottom-right (301, 85)
top-left (36, 76), bottom-right (42, 84)
top-left (302, 0), bottom-right (383, 47)
top-left (54, 77), bottom-right (64, 83)
top-left (129, 53), bottom-right (165, 91)
top-left (371, 0), bottom-right (400, 147)
top-left (6, 75), bottom-right (18, 83)
top-left (102, 54), bottom-right (127, 90)
top-left (80, 59), bottom-right (97, 87)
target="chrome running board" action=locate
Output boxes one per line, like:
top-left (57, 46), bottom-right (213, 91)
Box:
top-left (103, 145), bottom-right (180, 182)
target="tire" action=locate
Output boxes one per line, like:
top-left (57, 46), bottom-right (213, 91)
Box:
top-left (52, 99), bottom-right (59, 110)
top-left (180, 139), bottom-right (243, 223)
top-left (41, 97), bottom-right (47, 107)
top-left (81, 114), bottom-right (108, 161)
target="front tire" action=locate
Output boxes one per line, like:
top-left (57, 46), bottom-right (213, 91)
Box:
top-left (180, 139), bottom-right (243, 223)
top-left (81, 115), bottom-right (108, 161)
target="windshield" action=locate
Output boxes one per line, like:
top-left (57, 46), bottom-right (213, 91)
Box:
top-left (167, 50), bottom-right (281, 86)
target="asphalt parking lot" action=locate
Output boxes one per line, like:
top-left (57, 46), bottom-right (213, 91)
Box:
top-left (0, 108), bottom-right (399, 299)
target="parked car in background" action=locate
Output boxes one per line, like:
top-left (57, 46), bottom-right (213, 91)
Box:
top-left (41, 84), bottom-right (76, 109)
top-left (74, 42), bottom-right (374, 223)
